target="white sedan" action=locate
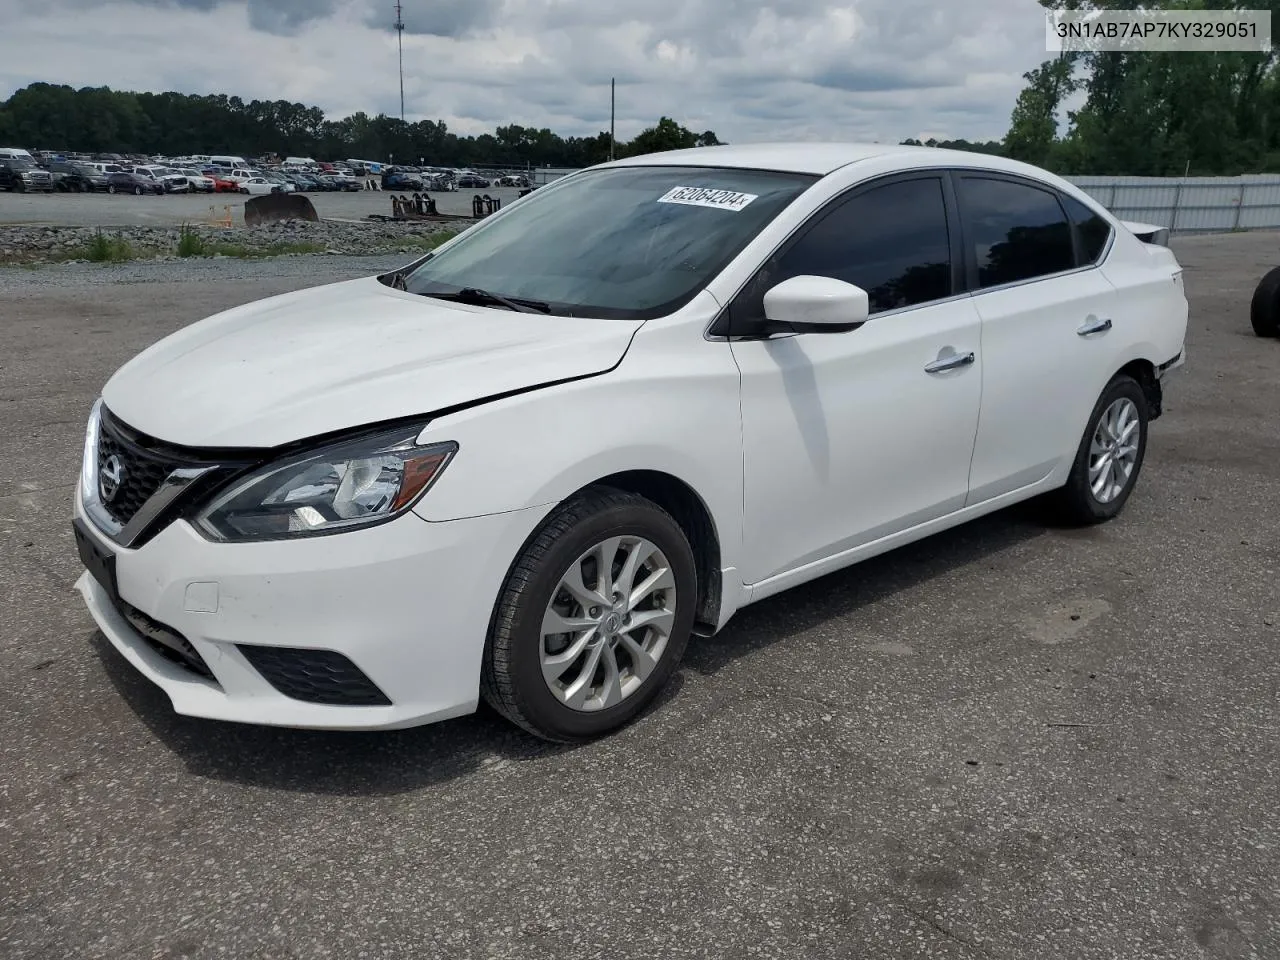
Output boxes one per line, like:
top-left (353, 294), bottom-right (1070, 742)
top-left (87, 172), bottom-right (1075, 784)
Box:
top-left (71, 143), bottom-right (1188, 741)
top-left (237, 177), bottom-right (284, 195)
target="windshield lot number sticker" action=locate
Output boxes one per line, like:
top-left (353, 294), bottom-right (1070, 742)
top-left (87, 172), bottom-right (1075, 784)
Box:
top-left (657, 186), bottom-right (759, 212)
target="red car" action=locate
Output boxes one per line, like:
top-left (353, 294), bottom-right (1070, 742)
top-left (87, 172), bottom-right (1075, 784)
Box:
top-left (207, 174), bottom-right (241, 193)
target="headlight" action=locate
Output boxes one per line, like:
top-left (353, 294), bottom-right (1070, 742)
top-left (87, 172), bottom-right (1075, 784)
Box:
top-left (195, 426), bottom-right (456, 542)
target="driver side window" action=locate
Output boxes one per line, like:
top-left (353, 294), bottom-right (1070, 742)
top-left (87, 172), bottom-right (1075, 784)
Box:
top-left (732, 176), bottom-right (954, 329)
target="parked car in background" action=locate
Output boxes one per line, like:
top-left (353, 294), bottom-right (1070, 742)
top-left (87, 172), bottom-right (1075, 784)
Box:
top-left (291, 174), bottom-right (324, 191)
top-left (47, 161), bottom-right (108, 192)
top-left (105, 171), bottom-right (165, 195)
top-left (176, 168), bottom-right (216, 193)
top-left (0, 158), bottom-right (55, 192)
top-left (207, 173), bottom-right (241, 193)
top-left (132, 166), bottom-right (189, 193)
top-left (456, 173), bottom-right (492, 188)
top-left (383, 170), bottom-right (424, 191)
top-left (318, 174), bottom-right (361, 192)
top-left (261, 174), bottom-right (297, 193)
top-left (238, 177), bottom-right (284, 195)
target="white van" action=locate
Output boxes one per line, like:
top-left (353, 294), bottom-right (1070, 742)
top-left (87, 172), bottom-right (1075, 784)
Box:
top-left (209, 155), bottom-right (252, 172)
top-left (0, 147), bottom-right (35, 162)
top-left (282, 156), bottom-right (318, 171)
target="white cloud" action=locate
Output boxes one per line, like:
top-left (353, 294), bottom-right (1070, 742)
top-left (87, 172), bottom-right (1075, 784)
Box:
top-left (0, 0), bottom-right (1050, 143)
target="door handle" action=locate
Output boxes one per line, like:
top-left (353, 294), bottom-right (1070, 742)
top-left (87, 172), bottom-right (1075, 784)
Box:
top-left (1077, 315), bottom-right (1113, 336)
top-left (924, 351), bottom-right (975, 374)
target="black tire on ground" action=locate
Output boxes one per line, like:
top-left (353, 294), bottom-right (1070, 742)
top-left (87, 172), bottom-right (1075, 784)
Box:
top-left (480, 486), bottom-right (698, 742)
top-left (1249, 265), bottom-right (1280, 337)
top-left (107, 185), bottom-right (116, 194)
top-left (1049, 374), bottom-right (1149, 526)
top-left (133, 185), bottom-right (143, 196)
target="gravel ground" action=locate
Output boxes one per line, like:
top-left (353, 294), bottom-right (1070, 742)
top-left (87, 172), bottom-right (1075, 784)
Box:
top-left (1, 232), bottom-right (1279, 960)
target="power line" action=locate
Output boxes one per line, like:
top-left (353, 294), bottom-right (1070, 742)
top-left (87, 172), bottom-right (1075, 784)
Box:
top-left (394, 0), bottom-right (405, 123)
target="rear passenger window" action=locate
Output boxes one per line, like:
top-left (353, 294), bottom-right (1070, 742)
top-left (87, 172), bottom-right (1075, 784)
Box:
top-left (957, 177), bottom-right (1075, 288)
top-left (1062, 194), bottom-right (1112, 265)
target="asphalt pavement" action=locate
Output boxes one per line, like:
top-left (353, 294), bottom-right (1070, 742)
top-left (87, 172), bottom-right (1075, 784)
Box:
top-left (1, 232), bottom-right (1278, 959)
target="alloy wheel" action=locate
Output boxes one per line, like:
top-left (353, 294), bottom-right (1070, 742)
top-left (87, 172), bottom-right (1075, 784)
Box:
top-left (1088, 397), bottom-right (1141, 504)
top-left (540, 536), bottom-right (676, 712)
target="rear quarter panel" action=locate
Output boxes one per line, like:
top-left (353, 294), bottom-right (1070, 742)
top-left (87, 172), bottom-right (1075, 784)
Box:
top-left (1100, 228), bottom-right (1189, 371)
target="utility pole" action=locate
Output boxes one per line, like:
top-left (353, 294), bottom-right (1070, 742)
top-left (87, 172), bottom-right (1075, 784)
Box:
top-left (395, 0), bottom-right (405, 123)
top-left (609, 78), bottom-right (615, 161)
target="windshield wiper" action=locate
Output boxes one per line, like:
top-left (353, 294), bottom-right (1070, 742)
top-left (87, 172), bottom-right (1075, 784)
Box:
top-left (426, 287), bottom-right (551, 314)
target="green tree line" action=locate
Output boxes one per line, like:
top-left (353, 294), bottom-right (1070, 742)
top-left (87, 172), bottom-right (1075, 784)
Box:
top-left (0, 82), bottom-right (720, 167)
top-left (1000, 0), bottom-right (1280, 176)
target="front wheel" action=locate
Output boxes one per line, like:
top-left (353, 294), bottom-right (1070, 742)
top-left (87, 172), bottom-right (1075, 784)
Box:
top-left (1050, 374), bottom-right (1149, 525)
top-left (480, 487), bottom-right (697, 742)
top-left (133, 186), bottom-right (143, 196)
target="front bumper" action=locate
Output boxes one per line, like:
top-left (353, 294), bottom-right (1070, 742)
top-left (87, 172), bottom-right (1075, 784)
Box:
top-left (74, 494), bottom-right (549, 730)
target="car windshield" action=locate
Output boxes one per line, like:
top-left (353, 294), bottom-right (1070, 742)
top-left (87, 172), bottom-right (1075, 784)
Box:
top-left (401, 165), bottom-right (816, 319)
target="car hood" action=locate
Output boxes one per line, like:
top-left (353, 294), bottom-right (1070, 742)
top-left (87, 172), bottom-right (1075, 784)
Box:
top-left (101, 276), bottom-right (640, 448)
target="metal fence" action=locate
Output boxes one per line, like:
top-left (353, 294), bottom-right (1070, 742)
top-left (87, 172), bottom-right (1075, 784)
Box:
top-left (1061, 175), bottom-right (1280, 236)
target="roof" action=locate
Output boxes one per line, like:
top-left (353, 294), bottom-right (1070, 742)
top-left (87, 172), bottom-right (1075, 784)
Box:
top-left (605, 142), bottom-right (1013, 177)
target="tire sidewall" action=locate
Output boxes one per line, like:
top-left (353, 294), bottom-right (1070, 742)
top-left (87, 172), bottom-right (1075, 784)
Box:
top-left (498, 499), bottom-right (697, 740)
top-left (1069, 375), bottom-right (1149, 521)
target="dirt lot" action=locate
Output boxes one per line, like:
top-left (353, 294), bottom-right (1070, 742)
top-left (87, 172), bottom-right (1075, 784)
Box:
top-left (1, 233), bottom-right (1278, 960)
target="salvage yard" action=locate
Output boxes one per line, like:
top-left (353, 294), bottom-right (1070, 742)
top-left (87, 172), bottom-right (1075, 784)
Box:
top-left (1, 231), bottom-right (1278, 959)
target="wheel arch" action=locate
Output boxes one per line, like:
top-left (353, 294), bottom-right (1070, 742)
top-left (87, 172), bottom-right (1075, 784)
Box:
top-left (1114, 356), bottom-right (1162, 420)
top-left (562, 470), bottom-right (724, 633)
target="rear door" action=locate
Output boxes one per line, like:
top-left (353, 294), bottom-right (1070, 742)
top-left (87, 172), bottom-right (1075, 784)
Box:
top-left (955, 174), bottom-right (1123, 504)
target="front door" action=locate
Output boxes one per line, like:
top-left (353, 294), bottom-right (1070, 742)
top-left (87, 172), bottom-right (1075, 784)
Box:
top-left (727, 174), bottom-right (983, 587)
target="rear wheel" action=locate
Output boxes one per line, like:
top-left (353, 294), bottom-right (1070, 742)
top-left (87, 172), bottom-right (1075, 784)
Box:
top-left (133, 185), bottom-right (143, 196)
top-left (1050, 374), bottom-right (1149, 525)
top-left (481, 487), bottom-right (697, 742)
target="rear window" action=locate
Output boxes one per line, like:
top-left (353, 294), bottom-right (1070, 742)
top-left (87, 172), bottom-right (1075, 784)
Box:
top-left (1062, 194), bottom-right (1113, 266)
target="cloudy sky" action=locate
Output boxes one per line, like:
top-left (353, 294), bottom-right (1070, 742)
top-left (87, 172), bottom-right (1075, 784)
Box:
top-left (0, 0), bottom-right (1052, 144)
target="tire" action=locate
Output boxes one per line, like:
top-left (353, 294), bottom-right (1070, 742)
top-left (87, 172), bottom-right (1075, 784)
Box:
top-left (133, 186), bottom-right (143, 196)
top-left (480, 487), bottom-right (697, 742)
top-left (107, 185), bottom-right (116, 195)
top-left (1049, 374), bottom-right (1149, 526)
top-left (1250, 265), bottom-right (1280, 337)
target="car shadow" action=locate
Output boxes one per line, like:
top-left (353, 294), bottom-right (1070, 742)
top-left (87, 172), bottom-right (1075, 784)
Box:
top-left (91, 634), bottom-right (576, 796)
top-left (90, 498), bottom-right (1052, 796)
top-left (683, 498), bottom-right (1052, 676)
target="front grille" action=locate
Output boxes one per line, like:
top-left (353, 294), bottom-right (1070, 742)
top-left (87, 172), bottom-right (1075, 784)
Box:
top-left (237, 645), bottom-right (392, 706)
top-left (118, 600), bottom-right (217, 681)
top-left (97, 419), bottom-right (176, 528)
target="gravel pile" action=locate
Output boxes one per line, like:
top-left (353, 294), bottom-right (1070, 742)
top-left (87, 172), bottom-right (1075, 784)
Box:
top-left (0, 218), bottom-right (460, 263)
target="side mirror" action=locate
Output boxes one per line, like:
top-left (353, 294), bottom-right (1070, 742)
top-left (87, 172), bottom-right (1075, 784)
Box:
top-left (762, 275), bottom-right (870, 333)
